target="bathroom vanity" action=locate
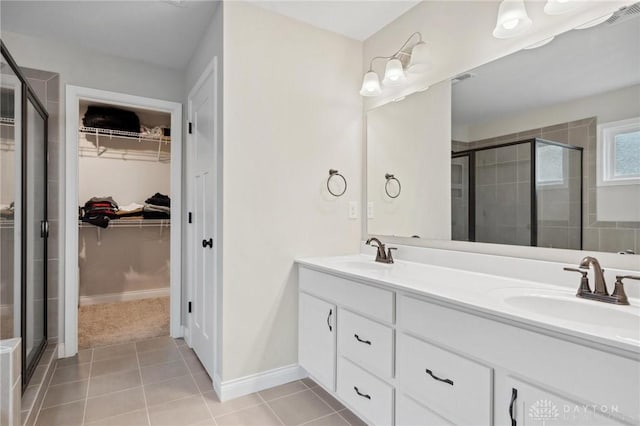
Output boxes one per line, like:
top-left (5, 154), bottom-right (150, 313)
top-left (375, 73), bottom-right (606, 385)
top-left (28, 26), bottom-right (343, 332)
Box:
top-left (297, 254), bottom-right (640, 425)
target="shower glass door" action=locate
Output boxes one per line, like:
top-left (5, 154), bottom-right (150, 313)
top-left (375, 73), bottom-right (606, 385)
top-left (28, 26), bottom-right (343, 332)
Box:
top-left (24, 94), bottom-right (47, 374)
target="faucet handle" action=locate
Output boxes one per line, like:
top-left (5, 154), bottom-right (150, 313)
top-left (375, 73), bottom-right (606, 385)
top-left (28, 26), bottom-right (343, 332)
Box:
top-left (611, 275), bottom-right (639, 306)
top-left (564, 267), bottom-right (591, 296)
top-left (386, 247), bottom-right (397, 263)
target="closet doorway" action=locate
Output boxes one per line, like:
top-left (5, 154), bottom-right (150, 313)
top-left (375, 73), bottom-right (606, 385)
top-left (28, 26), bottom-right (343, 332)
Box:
top-left (64, 86), bottom-right (182, 356)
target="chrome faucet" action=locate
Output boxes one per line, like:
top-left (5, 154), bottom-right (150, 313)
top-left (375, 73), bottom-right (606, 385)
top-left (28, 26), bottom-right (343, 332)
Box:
top-left (366, 238), bottom-right (396, 264)
top-left (564, 256), bottom-right (640, 305)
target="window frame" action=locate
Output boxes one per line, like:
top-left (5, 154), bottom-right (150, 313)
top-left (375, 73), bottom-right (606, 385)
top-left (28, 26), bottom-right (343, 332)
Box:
top-left (598, 117), bottom-right (640, 187)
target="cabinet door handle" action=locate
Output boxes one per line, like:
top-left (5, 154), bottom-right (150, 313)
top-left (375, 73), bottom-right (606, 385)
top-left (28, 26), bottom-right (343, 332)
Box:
top-left (354, 334), bottom-right (371, 345)
top-left (202, 238), bottom-right (213, 248)
top-left (326, 309), bottom-right (332, 332)
top-left (353, 386), bottom-right (371, 400)
top-left (425, 369), bottom-right (454, 386)
top-left (509, 388), bottom-right (517, 426)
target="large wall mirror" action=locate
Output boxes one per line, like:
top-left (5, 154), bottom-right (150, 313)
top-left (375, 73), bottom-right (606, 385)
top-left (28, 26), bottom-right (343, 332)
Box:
top-left (367, 7), bottom-right (640, 255)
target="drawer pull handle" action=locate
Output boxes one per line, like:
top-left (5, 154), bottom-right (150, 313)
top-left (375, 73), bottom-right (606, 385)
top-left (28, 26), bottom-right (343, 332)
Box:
top-left (509, 388), bottom-right (517, 426)
top-left (354, 334), bottom-right (371, 345)
top-left (425, 369), bottom-right (454, 386)
top-left (353, 386), bottom-right (371, 400)
top-left (327, 309), bottom-right (332, 332)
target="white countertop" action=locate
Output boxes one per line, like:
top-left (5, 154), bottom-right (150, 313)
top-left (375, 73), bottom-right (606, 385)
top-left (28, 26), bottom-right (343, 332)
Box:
top-left (296, 254), bottom-right (640, 356)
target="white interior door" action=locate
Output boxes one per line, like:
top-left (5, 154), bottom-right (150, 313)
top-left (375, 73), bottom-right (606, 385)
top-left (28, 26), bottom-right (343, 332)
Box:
top-left (188, 61), bottom-right (217, 377)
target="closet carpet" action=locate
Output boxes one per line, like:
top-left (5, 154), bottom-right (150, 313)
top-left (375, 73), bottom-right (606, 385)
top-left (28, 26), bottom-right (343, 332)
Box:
top-left (79, 296), bottom-right (169, 349)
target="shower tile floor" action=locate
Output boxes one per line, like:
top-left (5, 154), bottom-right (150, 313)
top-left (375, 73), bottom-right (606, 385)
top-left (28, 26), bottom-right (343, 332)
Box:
top-left (34, 336), bottom-right (365, 426)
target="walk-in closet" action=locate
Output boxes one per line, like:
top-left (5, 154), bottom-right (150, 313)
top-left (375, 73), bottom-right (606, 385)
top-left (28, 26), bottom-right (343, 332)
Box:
top-left (76, 100), bottom-right (172, 348)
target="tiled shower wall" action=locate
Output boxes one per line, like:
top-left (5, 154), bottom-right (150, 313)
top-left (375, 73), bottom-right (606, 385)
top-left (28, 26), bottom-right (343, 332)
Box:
top-left (453, 117), bottom-right (640, 253)
top-left (24, 68), bottom-right (60, 343)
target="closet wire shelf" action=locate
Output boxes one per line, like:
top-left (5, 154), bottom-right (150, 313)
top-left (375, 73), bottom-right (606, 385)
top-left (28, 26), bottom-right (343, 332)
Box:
top-left (78, 126), bottom-right (170, 162)
top-left (0, 117), bottom-right (16, 151)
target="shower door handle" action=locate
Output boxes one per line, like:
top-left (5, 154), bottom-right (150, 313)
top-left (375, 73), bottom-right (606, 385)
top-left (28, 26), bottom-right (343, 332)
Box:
top-left (40, 220), bottom-right (49, 238)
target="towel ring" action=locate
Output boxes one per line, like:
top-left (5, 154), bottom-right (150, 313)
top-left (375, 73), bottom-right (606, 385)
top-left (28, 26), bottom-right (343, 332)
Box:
top-left (385, 173), bottom-right (401, 199)
top-left (327, 169), bottom-right (347, 197)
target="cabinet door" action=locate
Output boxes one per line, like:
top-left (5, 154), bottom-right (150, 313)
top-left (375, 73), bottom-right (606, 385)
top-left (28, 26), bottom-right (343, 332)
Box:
top-left (502, 376), bottom-right (631, 426)
top-left (299, 293), bottom-right (336, 391)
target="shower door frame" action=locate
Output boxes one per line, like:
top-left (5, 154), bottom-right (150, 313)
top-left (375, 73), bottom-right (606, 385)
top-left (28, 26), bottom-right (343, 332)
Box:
top-left (452, 138), bottom-right (583, 249)
top-left (1, 41), bottom-right (49, 390)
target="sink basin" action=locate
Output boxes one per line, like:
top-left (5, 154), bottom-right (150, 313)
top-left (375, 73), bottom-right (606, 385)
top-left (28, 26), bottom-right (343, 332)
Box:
top-left (491, 288), bottom-right (640, 343)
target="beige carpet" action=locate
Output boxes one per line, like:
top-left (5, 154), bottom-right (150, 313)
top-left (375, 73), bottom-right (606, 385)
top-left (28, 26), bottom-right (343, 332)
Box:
top-left (79, 296), bottom-right (169, 349)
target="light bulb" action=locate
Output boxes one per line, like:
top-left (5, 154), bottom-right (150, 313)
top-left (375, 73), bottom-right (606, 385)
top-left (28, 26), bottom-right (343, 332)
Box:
top-left (493, 0), bottom-right (532, 39)
top-left (502, 18), bottom-right (519, 29)
top-left (359, 71), bottom-right (382, 97)
top-left (382, 59), bottom-right (406, 86)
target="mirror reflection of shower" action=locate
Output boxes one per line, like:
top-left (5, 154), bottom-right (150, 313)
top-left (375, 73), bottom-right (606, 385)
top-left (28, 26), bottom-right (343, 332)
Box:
top-left (451, 139), bottom-right (583, 249)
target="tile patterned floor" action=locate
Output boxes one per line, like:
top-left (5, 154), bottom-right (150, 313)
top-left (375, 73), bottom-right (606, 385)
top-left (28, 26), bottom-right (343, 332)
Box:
top-left (34, 337), bottom-right (366, 426)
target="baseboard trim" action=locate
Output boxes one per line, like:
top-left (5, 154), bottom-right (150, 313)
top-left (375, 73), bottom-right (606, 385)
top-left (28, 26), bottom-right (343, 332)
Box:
top-left (79, 288), bottom-right (169, 306)
top-left (219, 364), bottom-right (306, 401)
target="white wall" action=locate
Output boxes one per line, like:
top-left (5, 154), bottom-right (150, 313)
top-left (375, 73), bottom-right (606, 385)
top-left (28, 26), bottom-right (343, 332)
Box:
top-left (222, 2), bottom-right (362, 381)
top-left (367, 82), bottom-right (451, 239)
top-left (1, 30), bottom-right (185, 346)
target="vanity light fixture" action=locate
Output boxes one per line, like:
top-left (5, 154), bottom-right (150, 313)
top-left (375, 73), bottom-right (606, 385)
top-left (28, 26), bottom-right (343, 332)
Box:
top-left (544, 0), bottom-right (578, 15)
top-left (492, 0), bottom-right (533, 39)
top-left (360, 32), bottom-right (430, 97)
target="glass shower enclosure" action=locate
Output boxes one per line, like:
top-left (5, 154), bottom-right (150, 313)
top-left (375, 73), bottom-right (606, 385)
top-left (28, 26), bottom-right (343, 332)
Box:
top-left (452, 138), bottom-right (583, 250)
top-left (1, 41), bottom-right (49, 389)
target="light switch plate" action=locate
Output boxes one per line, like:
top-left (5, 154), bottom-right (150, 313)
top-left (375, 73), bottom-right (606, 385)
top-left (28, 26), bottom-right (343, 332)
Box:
top-left (349, 201), bottom-right (358, 219)
top-left (367, 202), bottom-right (374, 219)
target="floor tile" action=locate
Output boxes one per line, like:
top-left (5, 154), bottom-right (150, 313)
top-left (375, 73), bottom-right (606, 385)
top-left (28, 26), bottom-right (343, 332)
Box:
top-left (174, 338), bottom-right (187, 347)
top-left (49, 363), bottom-right (91, 386)
top-left (55, 349), bottom-right (93, 368)
top-left (140, 360), bottom-right (189, 385)
top-left (85, 409), bottom-right (149, 426)
top-left (310, 386), bottom-right (344, 411)
top-left (300, 378), bottom-right (318, 389)
top-left (147, 395), bottom-right (212, 426)
top-left (92, 343), bottom-right (136, 362)
top-left (35, 400), bottom-right (84, 426)
top-left (192, 372), bottom-right (213, 393)
top-left (303, 413), bottom-right (350, 426)
top-left (215, 403), bottom-right (282, 426)
top-left (258, 381), bottom-right (308, 402)
top-left (138, 346), bottom-right (181, 367)
top-left (21, 385), bottom-right (40, 412)
top-left (337, 409), bottom-right (367, 426)
top-left (84, 387), bottom-right (146, 424)
top-left (90, 354), bottom-right (138, 377)
top-left (185, 356), bottom-right (208, 376)
top-left (136, 336), bottom-right (176, 353)
top-left (88, 369), bottom-right (142, 398)
top-left (202, 391), bottom-right (263, 418)
top-left (145, 375), bottom-right (199, 407)
top-left (41, 380), bottom-right (88, 408)
top-left (267, 389), bottom-right (333, 425)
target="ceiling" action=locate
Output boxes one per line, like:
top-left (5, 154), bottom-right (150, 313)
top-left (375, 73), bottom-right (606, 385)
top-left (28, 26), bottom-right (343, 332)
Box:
top-left (0, 1), bottom-right (219, 70)
top-left (452, 12), bottom-right (640, 130)
top-left (250, 1), bottom-right (420, 41)
top-left (0, 0), bottom-right (418, 70)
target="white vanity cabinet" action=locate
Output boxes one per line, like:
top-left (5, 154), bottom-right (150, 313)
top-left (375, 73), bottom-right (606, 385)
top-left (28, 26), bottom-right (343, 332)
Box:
top-left (298, 264), bottom-right (640, 426)
top-left (299, 292), bottom-right (337, 391)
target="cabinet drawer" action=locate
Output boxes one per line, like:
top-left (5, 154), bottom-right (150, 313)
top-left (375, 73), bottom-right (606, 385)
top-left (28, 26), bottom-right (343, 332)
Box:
top-left (338, 309), bottom-right (394, 379)
top-left (396, 394), bottom-right (453, 426)
top-left (337, 358), bottom-right (394, 426)
top-left (397, 334), bottom-right (492, 425)
top-left (299, 267), bottom-right (394, 323)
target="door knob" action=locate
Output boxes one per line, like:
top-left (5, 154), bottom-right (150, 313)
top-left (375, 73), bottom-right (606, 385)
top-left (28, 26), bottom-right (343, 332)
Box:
top-left (202, 238), bottom-right (213, 248)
